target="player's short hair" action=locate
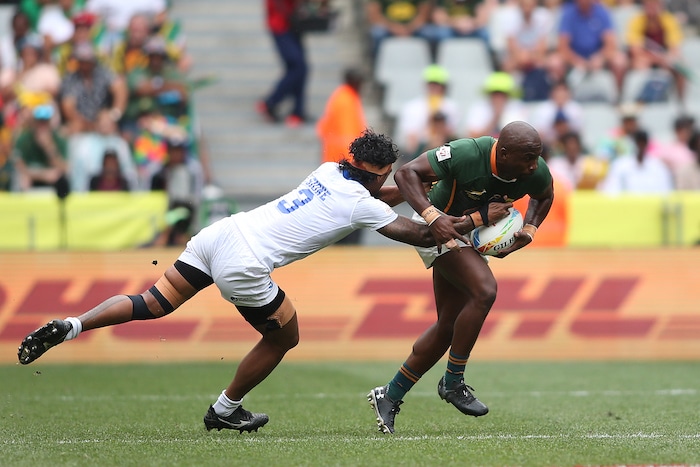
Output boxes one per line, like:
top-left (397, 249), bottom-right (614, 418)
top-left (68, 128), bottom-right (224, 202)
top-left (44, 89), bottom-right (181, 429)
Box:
top-left (340, 130), bottom-right (398, 184)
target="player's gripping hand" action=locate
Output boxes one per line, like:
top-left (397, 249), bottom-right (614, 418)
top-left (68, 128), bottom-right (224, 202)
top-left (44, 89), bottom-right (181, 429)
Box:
top-left (495, 228), bottom-right (533, 258)
top-left (428, 214), bottom-right (470, 253)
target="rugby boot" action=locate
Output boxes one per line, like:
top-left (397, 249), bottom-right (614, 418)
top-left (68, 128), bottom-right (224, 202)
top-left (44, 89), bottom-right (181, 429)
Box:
top-left (203, 405), bottom-right (269, 433)
top-left (437, 376), bottom-right (489, 417)
top-left (367, 385), bottom-right (403, 434)
top-left (18, 319), bottom-right (72, 365)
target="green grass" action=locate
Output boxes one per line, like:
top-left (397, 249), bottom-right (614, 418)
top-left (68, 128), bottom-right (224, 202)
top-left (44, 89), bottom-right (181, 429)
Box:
top-left (1, 361), bottom-right (699, 466)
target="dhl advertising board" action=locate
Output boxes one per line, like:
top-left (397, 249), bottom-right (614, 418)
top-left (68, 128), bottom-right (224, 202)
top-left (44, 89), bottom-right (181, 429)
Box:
top-left (0, 247), bottom-right (698, 363)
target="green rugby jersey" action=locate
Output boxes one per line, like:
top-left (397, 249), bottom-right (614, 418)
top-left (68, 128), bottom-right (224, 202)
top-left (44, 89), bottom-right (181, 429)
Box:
top-left (425, 137), bottom-right (552, 216)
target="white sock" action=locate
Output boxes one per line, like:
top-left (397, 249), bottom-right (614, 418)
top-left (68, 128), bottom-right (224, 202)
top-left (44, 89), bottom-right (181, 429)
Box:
top-left (212, 390), bottom-right (242, 417)
top-left (64, 317), bottom-right (82, 341)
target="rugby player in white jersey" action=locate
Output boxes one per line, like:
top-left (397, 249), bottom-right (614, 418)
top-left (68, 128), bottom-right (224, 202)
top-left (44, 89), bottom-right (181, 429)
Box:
top-left (17, 130), bottom-right (510, 433)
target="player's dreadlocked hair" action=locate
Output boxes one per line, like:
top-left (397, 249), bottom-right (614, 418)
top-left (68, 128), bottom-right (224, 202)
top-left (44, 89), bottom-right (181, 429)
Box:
top-left (339, 129), bottom-right (399, 184)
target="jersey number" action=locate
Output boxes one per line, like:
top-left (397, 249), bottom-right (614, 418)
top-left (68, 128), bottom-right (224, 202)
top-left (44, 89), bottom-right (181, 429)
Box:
top-left (276, 189), bottom-right (314, 213)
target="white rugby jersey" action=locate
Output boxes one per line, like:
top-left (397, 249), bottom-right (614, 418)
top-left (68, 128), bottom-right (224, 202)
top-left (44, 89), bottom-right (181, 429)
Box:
top-left (229, 163), bottom-right (398, 270)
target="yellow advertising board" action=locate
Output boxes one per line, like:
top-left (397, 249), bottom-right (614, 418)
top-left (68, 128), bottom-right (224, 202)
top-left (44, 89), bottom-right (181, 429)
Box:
top-left (1, 247), bottom-right (698, 363)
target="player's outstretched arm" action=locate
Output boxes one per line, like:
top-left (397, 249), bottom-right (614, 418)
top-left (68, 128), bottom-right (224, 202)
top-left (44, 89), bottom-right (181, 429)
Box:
top-left (377, 214), bottom-right (467, 248)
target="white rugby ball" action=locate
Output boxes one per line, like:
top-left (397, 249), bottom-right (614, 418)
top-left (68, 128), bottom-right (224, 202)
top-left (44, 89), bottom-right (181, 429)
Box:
top-left (469, 207), bottom-right (524, 256)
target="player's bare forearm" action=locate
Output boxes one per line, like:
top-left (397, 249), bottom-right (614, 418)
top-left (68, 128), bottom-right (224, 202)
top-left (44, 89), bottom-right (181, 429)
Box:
top-left (524, 182), bottom-right (554, 227)
top-left (376, 185), bottom-right (404, 207)
top-left (378, 215), bottom-right (466, 248)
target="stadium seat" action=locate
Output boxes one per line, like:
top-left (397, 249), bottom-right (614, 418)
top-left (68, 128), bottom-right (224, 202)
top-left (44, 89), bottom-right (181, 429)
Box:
top-left (621, 69), bottom-right (672, 103)
top-left (487, 5), bottom-right (519, 59)
top-left (568, 69), bottom-right (618, 104)
top-left (374, 37), bottom-right (431, 87)
top-left (637, 102), bottom-right (680, 144)
top-left (580, 103), bottom-right (621, 151)
top-left (436, 38), bottom-right (493, 113)
top-left (382, 71), bottom-right (425, 119)
top-left (610, 4), bottom-right (641, 48)
top-left (681, 37), bottom-right (700, 75)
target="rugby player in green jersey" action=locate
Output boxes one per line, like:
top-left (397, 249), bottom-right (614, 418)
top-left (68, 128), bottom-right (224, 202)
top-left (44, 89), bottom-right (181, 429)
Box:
top-left (368, 120), bottom-right (554, 433)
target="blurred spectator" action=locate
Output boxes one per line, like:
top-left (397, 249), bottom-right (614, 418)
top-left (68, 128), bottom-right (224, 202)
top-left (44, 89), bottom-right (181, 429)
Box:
top-left (365, 0), bottom-right (432, 59)
top-left (0, 10), bottom-right (31, 82)
top-left (316, 67), bottom-right (367, 164)
top-left (649, 114), bottom-right (695, 174)
top-left (150, 7), bottom-right (192, 73)
top-left (428, 0), bottom-right (497, 44)
top-left (89, 148), bottom-right (130, 191)
top-left (67, 109), bottom-right (138, 192)
top-left (626, 0), bottom-right (688, 104)
top-left (10, 34), bottom-right (62, 128)
top-left (124, 36), bottom-right (189, 138)
top-left (547, 131), bottom-right (608, 190)
top-left (599, 129), bottom-right (673, 194)
top-left (85, 0), bottom-right (167, 49)
top-left (150, 135), bottom-right (204, 246)
top-left (557, 0), bottom-right (628, 97)
top-left (112, 14), bottom-right (184, 75)
top-left (595, 103), bottom-right (649, 161)
top-left (462, 71), bottom-right (527, 138)
top-left (675, 131), bottom-right (700, 190)
top-left (54, 11), bottom-right (109, 77)
top-left (59, 42), bottom-right (127, 135)
top-left (530, 80), bottom-right (583, 147)
top-left (12, 104), bottom-right (69, 193)
top-left (36, 0), bottom-right (79, 49)
top-left (395, 64), bottom-right (460, 159)
top-left (0, 114), bottom-right (14, 191)
top-left (257, 0), bottom-right (309, 127)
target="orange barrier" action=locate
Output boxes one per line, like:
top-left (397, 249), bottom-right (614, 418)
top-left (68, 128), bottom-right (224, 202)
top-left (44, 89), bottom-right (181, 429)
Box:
top-left (0, 247), bottom-right (698, 363)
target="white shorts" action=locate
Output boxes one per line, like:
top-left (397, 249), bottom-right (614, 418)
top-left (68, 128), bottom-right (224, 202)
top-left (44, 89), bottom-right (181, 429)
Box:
top-left (411, 211), bottom-right (485, 268)
top-left (177, 218), bottom-right (280, 308)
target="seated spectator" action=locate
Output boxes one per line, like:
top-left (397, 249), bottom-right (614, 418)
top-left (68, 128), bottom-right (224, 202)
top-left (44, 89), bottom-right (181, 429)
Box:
top-left (0, 114), bottom-right (14, 191)
top-left (85, 0), bottom-right (168, 50)
top-left (67, 109), bottom-right (138, 192)
top-left (500, 0), bottom-right (564, 101)
top-left (89, 148), bottom-right (131, 191)
top-left (558, 0), bottom-right (628, 97)
top-left (547, 131), bottom-right (608, 190)
top-left (649, 114), bottom-right (695, 175)
top-left (395, 64), bottom-right (460, 160)
top-left (124, 36), bottom-right (190, 140)
top-left (428, 0), bottom-right (497, 44)
top-left (530, 79), bottom-right (583, 147)
top-left (0, 10), bottom-right (31, 86)
top-left (12, 104), bottom-right (69, 195)
top-left (674, 131), bottom-right (700, 190)
top-left (54, 12), bottom-right (110, 77)
top-left (59, 42), bottom-right (128, 135)
top-left (599, 129), bottom-right (673, 194)
top-left (626, 0), bottom-right (688, 104)
top-left (365, 0), bottom-right (432, 58)
top-left (111, 14), bottom-right (161, 75)
top-left (36, 0), bottom-right (77, 49)
top-left (462, 71), bottom-right (527, 138)
top-left (316, 67), bottom-right (367, 164)
top-left (8, 34), bottom-right (62, 129)
top-left (150, 135), bottom-right (204, 246)
top-left (150, 8), bottom-right (192, 73)
top-left (595, 103), bottom-right (653, 161)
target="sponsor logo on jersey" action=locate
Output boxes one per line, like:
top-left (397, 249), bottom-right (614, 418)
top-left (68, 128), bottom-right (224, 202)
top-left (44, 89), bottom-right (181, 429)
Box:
top-left (464, 189), bottom-right (487, 200)
top-left (435, 145), bottom-right (451, 161)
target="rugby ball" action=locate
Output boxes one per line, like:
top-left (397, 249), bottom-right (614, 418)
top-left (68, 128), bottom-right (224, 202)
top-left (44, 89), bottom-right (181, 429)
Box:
top-left (469, 208), bottom-right (523, 256)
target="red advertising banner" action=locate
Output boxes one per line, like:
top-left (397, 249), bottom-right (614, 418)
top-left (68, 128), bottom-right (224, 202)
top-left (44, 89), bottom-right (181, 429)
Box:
top-left (0, 248), bottom-right (698, 363)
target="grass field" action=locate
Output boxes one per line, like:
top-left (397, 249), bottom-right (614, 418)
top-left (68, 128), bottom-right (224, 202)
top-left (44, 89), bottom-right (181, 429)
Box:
top-left (1, 360), bottom-right (699, 466)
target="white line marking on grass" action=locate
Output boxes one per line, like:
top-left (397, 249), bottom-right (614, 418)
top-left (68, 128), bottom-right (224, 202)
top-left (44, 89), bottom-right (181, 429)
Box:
top-left (8, 388), bottom-right (698, 404)
top-left (2, 432), bottom-right (696, 446)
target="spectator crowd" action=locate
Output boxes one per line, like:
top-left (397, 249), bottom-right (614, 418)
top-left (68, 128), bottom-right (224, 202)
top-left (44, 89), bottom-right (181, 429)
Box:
top-left (0, 0), bottom-right (210, 245)
top-left (366, 0), bottom-right (700, 194)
